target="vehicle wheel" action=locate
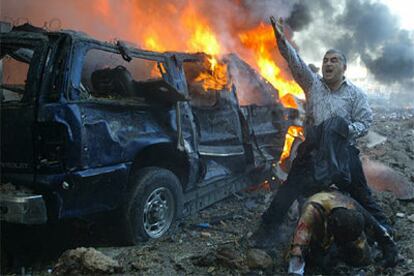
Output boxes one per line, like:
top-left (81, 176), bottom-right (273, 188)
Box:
top-left (123, 167), bottom-right (183, 244)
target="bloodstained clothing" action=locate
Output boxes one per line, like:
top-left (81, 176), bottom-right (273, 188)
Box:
top-left (288, 191), bottom-right (393, 275)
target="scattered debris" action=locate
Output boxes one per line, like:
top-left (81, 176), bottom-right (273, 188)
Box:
top-left (396, 212), bottom-right (406, 218)
top-left (201, 231), bottom-right (212, 238)
top-left (362, 131), bottom-right (387, 148)
top-left (191, 252), bottom-right (217, 267)
top-left (188, 222), bottom-right (238, 235)
top-left (3, 106), bottom-right (414, 276)
top-left (215, 246), bottom-right (248, 271)
top-left (53, 247), bottom-right (122, 275)
top-left (190, 246), bottom-right (248, 272)
top-left (246, 248), bottom-right (273, 270)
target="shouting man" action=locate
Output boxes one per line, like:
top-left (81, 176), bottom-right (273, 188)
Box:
top-left (251, 17), bottom-right (392, 246)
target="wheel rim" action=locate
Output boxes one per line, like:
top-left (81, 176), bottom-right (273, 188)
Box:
top-left (143, 187), bottom-right (175, 238)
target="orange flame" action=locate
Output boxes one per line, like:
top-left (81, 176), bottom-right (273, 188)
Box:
top-left (130, 2), bottom-right (304, 102)
top-left (193, 57), bottom-right (228, 91)
top-left (279, 126), bottom-right (305, 164)
top-left (144, 35), bottom-right (166, 52)
top-left (5, 0), bottom-right (308, 107)
top-left (96, 1), bottom-right (305, 164)
top-left (238, 23), bottom-right (305, 106)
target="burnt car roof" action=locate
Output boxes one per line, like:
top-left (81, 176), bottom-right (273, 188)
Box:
top-left (1, 22), bottom-right (209, 62)
top-left (58, 28), bottom-right (204, 61)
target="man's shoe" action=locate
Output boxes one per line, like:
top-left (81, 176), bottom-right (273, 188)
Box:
top-left (249, 223), bottom-right (279, 248)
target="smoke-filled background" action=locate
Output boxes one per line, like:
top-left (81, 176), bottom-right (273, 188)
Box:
top-left (1, 0), bottom-right (413, 105)
top-left (288, 0), bottom-right (414, 106)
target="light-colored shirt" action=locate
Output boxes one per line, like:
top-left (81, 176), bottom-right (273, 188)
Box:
top-left (277, 37), bottom-right (373, 145)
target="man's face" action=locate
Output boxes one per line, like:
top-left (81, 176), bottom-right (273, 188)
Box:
top-left (322, 52), bottom-right (346, 84)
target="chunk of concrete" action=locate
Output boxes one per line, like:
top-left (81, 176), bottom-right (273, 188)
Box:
top-left (54, 247), bottom-right (122, 275)
top-left (246, 248), bottom-right (273, 270)
top-left (363, 131), bottom-right (387, 148)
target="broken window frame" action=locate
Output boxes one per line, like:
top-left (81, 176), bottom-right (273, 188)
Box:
top-left (182, 59), bottom-right (237, 109)
top-left (67, 41), bottom-right (170, 104)
top-left (40, 35), bottom-right (72, 103)
top-left (0, 35), bottom-right (49, 104)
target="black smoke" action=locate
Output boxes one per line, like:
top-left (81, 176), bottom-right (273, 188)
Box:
top-left (285, 2), bottom-right (311, 31)
top-left (286, 0), bottom-right (414, 88)
top-left (362, 31), bottom-right (414, 83)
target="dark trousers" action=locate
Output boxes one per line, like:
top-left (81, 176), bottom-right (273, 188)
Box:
top-left (262, 145), bottom-right (389, 228)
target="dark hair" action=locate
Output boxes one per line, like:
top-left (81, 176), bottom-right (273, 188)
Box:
top-left (327, 208), bottom-right (364, 244)
top-left (325, 49), bottom-right (347, 65)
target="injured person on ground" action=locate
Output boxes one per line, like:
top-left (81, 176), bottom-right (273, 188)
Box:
top-left (287, 190), bottom-right (400, 276)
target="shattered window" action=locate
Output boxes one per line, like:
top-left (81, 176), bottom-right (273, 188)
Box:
top-left (0, 45), bottom-right (34, 102)
top-left (183, 60), bottom-right (222, 108)
top-left (79, 48), bottom-right (164, 100)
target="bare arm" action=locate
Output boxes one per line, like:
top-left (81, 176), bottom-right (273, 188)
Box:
top-left (270, 16), bottom-right (316, 96)
top-left (289, 203), bottom-right (322, 275)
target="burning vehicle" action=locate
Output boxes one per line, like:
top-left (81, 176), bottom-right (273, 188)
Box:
top-left (0, 23), bottom-right (302, 244)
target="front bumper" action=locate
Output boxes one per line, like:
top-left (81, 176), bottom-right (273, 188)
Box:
top-left (0, 193), bottom-right (47, 224)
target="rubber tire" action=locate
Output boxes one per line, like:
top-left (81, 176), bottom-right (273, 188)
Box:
top-left (123, 167), bottom-right (183, 245)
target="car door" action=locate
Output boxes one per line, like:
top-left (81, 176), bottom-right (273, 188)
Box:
top-left (0, 32), bottom-right (49, 184)
top-left (183, 58), bottom-right (247, 182)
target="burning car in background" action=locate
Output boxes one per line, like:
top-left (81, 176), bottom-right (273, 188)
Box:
top-left (0, 23), bottom-right (302, 243)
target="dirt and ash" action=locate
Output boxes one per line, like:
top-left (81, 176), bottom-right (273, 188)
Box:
top-left (2, 107), bottom-right (414, 275)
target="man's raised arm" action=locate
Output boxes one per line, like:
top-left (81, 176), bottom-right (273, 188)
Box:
top-left (270, 16), bottom-right (315, 96)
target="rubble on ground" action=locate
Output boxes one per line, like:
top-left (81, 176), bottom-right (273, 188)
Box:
top-left (3, 107), bottom-right (414, 275)
top-left (53, 247), bottom-right (122, 275)
top-left (245, 248), bottom-right (273, 270)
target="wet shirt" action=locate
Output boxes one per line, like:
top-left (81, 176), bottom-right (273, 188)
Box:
top-left (276, 38), bottom-right (373, 144)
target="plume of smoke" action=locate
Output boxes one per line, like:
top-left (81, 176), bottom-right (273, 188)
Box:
top-left (285, 2), bottom-right (311, 32)
top-left (286, 0), bottom-right (414, 92)
top-left (361, 31), bottom-right (414, 83)
top-left (0, 0), bottom-right (294, 46)
top-left (3, 0), bottom-right (413, 101)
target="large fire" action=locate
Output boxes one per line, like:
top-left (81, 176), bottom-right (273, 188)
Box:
top-left (3, 1), bottom-right (307, 102)
top-left (238, 23), bottom-right (304, 107)
top-left (4, 0), bottom-right (307, 165)
top-left (121, 1), bottom-right (306, 164)
top-left (98, 1), bottom-right (306, 103)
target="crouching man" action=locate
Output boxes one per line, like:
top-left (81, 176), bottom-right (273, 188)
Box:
top-left (288, 191), bottom-right (399, 276)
